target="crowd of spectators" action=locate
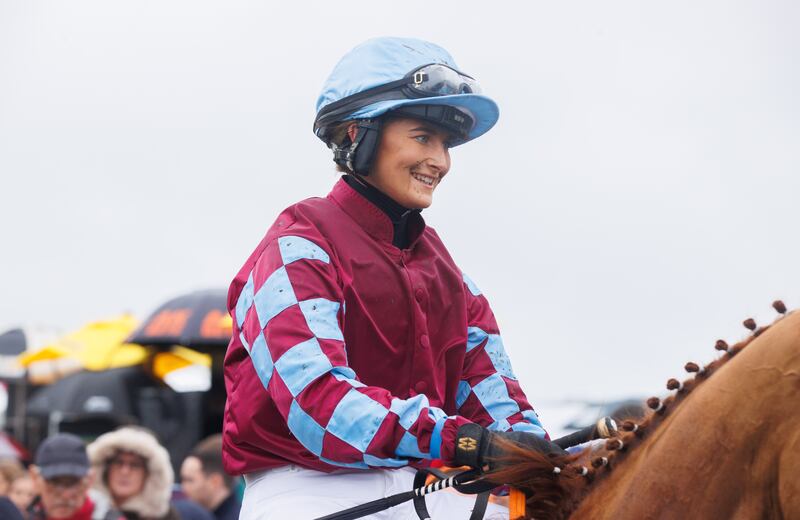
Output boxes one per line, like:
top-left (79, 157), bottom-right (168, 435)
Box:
top-left (0, 429), bottom-right (241, 520)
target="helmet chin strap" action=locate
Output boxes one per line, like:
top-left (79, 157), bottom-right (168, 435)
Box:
top-left (331, 119), bottom-right (383, 176)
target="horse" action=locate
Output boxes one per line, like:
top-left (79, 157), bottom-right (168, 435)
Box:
top-left (487, 301), bottom-right (800, 520)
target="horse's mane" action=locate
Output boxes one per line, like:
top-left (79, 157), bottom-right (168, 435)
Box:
top-left (484, 300), bottom-right (789, 520)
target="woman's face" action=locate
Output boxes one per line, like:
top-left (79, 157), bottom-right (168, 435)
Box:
top-left (9, 475), bottom-right (35, 512)
top-left (364, 117), bottom-right (452, 209)
top-left (107, 452), bottom-right (147, 505)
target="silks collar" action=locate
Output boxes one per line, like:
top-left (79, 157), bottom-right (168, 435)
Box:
top-left (330, 176), bottom-right (424, 249)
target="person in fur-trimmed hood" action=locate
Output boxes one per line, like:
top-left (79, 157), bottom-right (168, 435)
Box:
top-left (87, 427), bottom-right (179, 520)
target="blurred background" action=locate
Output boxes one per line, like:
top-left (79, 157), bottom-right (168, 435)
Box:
top-left (1, 0), bottom-right (798, 453)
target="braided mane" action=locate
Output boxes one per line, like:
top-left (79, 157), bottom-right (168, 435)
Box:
top-left (484, 300), bottom-right (790, 520)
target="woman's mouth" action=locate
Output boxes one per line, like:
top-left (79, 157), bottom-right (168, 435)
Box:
top-left (411, 171), bottom-right (437, 187)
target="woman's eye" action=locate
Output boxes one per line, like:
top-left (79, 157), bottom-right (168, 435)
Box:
top-left (414, 135), bottom-right (429, 144)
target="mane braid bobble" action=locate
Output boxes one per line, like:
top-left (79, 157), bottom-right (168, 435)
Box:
top-left (685, 361), bottom-right (705, 375)
top-left (646, 397), bottom-right (665, 413)
top-left (666, 378), bottom-right (684, 391)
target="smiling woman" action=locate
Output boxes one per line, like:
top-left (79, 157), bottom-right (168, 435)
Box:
top-left (222, 36), bottom-right (566, 520)
top-left (87, 427), bottom-right (178, 520)
top-left (362, 118), bottom-right (452, 209)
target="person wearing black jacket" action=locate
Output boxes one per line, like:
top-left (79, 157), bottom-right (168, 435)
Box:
top-left (0, 495), bottom-right (24, 520)
top-left (180, 435), bottom-right (240, 520)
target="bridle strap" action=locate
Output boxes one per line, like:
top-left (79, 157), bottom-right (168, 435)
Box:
top-left (412, 467), bottom-right (490, 520)
top-left (314, 467), bottom-right (488, 520)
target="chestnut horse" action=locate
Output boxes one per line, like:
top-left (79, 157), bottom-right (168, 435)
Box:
top-left (489, 302), bottom-right (800, 520)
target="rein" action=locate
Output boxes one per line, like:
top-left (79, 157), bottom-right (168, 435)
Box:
top-left (314, 468), bottom-right (487, 520)
top-left (314, 418), bottom-right (617, 520)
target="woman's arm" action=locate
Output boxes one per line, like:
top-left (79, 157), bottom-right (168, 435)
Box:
top-left (455, 272), bottom-right (548, 437)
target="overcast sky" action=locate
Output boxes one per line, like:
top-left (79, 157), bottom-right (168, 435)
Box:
top-left (2, 1), bottom-right (798, 417)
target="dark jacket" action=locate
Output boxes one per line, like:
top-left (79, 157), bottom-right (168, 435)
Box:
top-left (0, 496), bottom-right (23, 520)
top-left (172, 500), bottom-right (214, 520)
top-left (212, 494), bottom-right (240, 520)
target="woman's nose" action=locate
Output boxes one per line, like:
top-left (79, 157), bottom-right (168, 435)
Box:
top-left (427, 142), bottom-right (450, 174)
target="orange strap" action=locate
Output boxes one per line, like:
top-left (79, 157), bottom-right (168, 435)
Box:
top-left (509, 487), bottom-right (526, 519)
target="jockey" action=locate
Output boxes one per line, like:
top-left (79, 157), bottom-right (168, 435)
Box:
top-left (223, 37), bottom-right (564, 519)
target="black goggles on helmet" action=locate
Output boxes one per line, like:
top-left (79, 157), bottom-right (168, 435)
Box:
top-left (314, 63), bottom-right (481, 139)
top-left (407, 63), bottom-right (482, 96)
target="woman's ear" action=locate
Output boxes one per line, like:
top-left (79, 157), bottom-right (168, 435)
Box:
top-left (347, 123), bottom-right (358, 143)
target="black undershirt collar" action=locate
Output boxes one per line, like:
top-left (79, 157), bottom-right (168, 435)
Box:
top-left (342, 174), bottom-right (421, 249)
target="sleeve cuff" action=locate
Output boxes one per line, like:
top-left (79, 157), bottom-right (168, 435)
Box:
top-left (429, 416), bottom-right (448, 459)
top-left (432, 416), bottom-right (473, 464)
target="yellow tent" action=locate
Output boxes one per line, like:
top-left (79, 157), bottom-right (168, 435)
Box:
top-left (18, 314), bottom-right (147, 383)
top-left (17, 314), bottom-right (212, 388)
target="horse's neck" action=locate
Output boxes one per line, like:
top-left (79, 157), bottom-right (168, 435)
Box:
top-left (570, 311), bottom-right (800, 520)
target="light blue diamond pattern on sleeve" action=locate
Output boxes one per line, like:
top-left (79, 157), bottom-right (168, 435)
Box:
top-left (326, 388), bottom-right (389, 453)
top-left (397, 431), bottom-right (427, 459)
top-left (249, 332), bottom-right (274, 390)
top-left (278, 236), bottom-right (331, 265)
top-left (455, 380), bottom-right (471, 409)
top-left (489, 418), bottom-right (512, 432)
top-left (517, 409), bottom-right (546, 435)
top-left (467, 326), bottom-right (488, 352)
top-left (484, 334), bottom-right (517, 380)
top-left (287, 400), bottom-right (325, 456)
top-left (511, 420), bottom-right (547, 436)
top-left (427, 408), bottom-right (448, 423)
top-left (389, 395), bottom-right (430, 430)
top-left (462, 272), bottom-right (482, 296)
top-left (299, 298), bottom-right (344, 341)
top-left (521, 409), bottom-right (542, 425)
top-left (274, 337), bottom-right (333, 397)
top-left (253, 266), bottom-right (298, 328)
top-left (235, 273), bottom-right (255, 328)
top-left (472, 373), bottom-right (520, 423)
top-left (239, 331), bottom-right (250, 354)
top-left (331, 366), bottom-right (365, 388)
top-left (429, 416), bottom-right (448, 459)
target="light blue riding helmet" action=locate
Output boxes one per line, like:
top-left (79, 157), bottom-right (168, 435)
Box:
top-left (314, 37), bottom-right (499, 174)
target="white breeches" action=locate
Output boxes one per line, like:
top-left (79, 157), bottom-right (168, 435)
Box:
top-left (239, 465), bottom-right (509, 520)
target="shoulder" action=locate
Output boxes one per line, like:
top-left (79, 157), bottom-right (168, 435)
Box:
top-left (101, 509), bottom-right (127, 520)
top-left (265, 197), bottom-right (340, 247)
top-left (276, 195), bottom-right (341, 229)
top-left (252, 197), bottom-right (341, 271)
top-left (0, 496), bottom-right (23, 520)
top-left (171, 499), bottom-right (214, 520)
top-left (215, 494), bottom-right (242, 520)
top-left (420, 225), bottom-right (463, 274)
top-left (420, 225), bottom-right (453, 258)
